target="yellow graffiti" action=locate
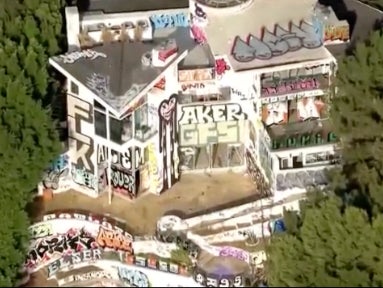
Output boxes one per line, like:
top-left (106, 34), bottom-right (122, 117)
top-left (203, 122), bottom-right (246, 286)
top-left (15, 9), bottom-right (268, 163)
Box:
top-left (148, 142), bottom-right (161, 194)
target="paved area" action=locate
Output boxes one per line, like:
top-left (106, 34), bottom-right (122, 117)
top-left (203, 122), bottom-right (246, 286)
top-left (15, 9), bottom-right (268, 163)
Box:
top-left (29, 172), bottom-right (256, 235)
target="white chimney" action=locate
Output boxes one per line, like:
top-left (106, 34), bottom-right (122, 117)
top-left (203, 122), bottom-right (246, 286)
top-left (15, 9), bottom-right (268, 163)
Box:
top-left (65, 6), bottom-right (80, 51)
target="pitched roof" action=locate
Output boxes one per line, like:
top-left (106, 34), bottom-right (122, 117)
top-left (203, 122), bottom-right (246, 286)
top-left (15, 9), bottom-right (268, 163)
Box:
top-left (50, 27), bottom-right (197, 115)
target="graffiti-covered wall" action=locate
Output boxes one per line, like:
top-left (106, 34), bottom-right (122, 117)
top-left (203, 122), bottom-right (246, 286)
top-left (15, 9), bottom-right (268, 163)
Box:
top-left (67, 90), bottom-right (98, 195)
top-left (38, 83), bottom-right (98, 197)
top-left (96, 141), bottom-right (143, 199)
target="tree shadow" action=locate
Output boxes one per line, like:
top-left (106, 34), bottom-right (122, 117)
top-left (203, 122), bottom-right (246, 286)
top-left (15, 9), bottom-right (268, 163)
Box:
top-left (26, 196), bottom-right (45, 222)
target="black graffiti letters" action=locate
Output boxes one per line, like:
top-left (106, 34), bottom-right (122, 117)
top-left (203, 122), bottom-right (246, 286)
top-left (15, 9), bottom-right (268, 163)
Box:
top-left (178, 103), bottom-right (247, 125)
top-left (97, 144), bottom-right (141, 170)
top-left (231, 22), bottom-right (322, 63)
top-left (25, 228), bottom-right (97, 269)
top-left (67, 96), bottom-right (95, 173)
top-left (47, 249), bottom-right (102, 277)
top-left (109, 167), bottom-right (134, 195)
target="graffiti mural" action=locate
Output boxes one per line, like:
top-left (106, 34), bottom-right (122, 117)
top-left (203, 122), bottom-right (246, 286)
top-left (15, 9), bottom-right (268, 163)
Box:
top-left (158, 94), bottom-right (179, 193)
top-left (117, 266), bottom-right (150, 287)
top-left (47, 249), bottom-right (103, 277)
top-left (97, 144), bottom-right (142, 198)
top-left (324, 24), bottom-right (349, 43)
top-left (25, 228), bottom-right (99, 270)
top-left (215, 58), bottom-right (231, 79)
top-left (276, 169), bottom-right (328, 191)
top-left (178, 103), bottom-right (247, 146)
top-left (150, 13), bottom-right (189, 30)
top-left (26, 222), bottom-right (133, 272)
top-left (42, 154), bottom-right (71, 191)
top-left (231, 21), bottom-right (322, 63)
top-left (29, 222), bottom-right (53, 240)
top-left (190, 3), bottom-right (208, 44)
top-left (147, 142), bottom-right (162, 194)
top-left (67, 95), bottom-right (97, 192)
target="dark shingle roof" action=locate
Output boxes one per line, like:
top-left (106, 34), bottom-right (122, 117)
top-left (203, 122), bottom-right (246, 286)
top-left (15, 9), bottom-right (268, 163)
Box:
top-left (51, 27), bottom-right (197, 114)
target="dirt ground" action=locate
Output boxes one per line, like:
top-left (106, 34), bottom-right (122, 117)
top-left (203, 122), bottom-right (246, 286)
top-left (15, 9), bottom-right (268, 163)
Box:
top-left (29, 172), bottom-right (256, 235)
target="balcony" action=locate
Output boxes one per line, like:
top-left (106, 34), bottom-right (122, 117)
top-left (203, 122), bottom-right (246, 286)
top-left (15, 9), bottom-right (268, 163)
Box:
top-left (260, 74), bottom-right (330, 102)
top-left (267, 119), bottom-right (337, 151)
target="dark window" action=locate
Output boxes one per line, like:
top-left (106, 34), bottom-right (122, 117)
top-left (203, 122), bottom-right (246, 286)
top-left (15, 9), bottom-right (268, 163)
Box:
top-left (70, 81), bottom-right (79, 95)
top-left (109, 115), bottom-right (133, 144)
top-left (95, 110), bottom-right (107, 138)
top-left (94, 100), bottom-right (106, 112)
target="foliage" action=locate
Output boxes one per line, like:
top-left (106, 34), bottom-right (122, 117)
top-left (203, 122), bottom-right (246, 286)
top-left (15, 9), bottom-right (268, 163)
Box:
top-left (170, 248), bottom-right (192, 267)
top-left (0, 0), bottom-right (64, 285)
top-left (330, 30), bottom-right (383, 214)
top-left (265, 31), bottom-right (383, 287)
top-left (360, 0), bottom-right (383, 10)
top-left (266, 196), bottom-right (383, 287)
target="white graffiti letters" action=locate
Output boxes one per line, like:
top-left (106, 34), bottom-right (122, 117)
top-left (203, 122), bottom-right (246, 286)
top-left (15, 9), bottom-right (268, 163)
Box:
top-left (59, 50), bottom-right (107, 64)
top-left (68, 96), bottom-right (95, 174)
top-left (231, 22), bottom-right (322, 62)
top-left (179, 103), bottom-right (247, 125)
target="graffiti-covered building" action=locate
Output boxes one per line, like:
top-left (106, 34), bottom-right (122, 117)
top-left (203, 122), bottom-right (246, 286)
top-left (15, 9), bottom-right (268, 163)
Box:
top-left (42, 0), bottom-right (349, 199)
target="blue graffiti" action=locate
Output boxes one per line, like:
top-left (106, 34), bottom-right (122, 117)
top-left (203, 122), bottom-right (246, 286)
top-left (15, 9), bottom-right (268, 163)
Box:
top-left (49, 154), bottom-right (69, 172)
top-left (117, 267), bottom-right (149, 287)
top-left (150, 13), bottom-right (189, 29)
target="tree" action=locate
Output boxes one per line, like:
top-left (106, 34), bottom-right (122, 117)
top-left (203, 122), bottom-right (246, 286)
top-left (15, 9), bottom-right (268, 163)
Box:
top-left (330, 30), bottom-right (383, 213)
top-left (0, 0), bottom-right (64, 285)
top-left (266, 195), bottom-right (383, 287)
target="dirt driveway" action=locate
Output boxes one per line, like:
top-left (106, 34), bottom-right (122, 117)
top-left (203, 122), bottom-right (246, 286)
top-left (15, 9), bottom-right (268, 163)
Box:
top-left (29, 172), bottom-right (257, 235)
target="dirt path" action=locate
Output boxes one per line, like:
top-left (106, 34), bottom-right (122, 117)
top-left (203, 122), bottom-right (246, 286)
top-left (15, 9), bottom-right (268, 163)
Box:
top-left (29, 172), bottom-right (257, 235)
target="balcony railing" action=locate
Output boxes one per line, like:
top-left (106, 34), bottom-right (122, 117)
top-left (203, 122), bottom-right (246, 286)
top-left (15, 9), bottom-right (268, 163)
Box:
top-left (266, 119), bottom-right (337, 151)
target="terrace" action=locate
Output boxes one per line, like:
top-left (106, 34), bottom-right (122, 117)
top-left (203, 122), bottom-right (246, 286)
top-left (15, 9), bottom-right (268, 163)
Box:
top-left (266, 118), bottom-right (336, 151)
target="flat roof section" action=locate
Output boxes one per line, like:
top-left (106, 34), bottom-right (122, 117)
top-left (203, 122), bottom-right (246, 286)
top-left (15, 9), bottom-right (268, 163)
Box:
top-left (50, 27), bottom-right (196, 114)
top-left (203, 0), bottom-right (333, 71)
top-left (74, 0), bottom-right (189, 13)
top-left (154, 28), bottom-right (215, 68)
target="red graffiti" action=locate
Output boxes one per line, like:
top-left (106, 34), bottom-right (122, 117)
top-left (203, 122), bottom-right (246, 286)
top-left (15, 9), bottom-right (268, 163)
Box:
top-left (215, 58), bottom-right (230, 76)
top-left (191, 25), bottom-right (207, 44)
top-left (154, 77), bottom-right (166, 90)
top-left (261, 78), bottom-right (319, 96)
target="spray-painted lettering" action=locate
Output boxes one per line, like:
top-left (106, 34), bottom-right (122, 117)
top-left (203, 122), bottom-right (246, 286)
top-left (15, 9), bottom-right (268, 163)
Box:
top-left (96, 227), bottom-right (134, 254)
top-left (231, 88), bottom-right (246, 99)
top-left (108, 167), bottom-right (135, 197)
top-left (324, 25), bottom-right (349, 43)
top-left (150, 13), bottom-right (188, 29)
top-left (71, 165), bottom-right (97, 190)
top-left (59, 50), bottom-right (107, 64)
top-left (25, 228), bottom-right (97, 270)
top-left (231, 22), bottom-right (322, 62)
top-left (218, 246), bottom-right (250, 263)
top-left (178, 103), bottom-right (247, 125)
top-left (67, 95), bottom-right (95, 191)
top-left (181, 82), bottom-right (205, 92)
top-left (97, 144), bottom-right (142, 171)
top-left (47, 249), bottom-right (102, 277)
top-left (73, 271), bottom-right (113, 282)
top-left (43, 154), bottom-right (70, 190)
top-left (117, 267), bottom-right (150, 287)
top-left (261, 78), bottom-right (319, 96)
top-left (28, 223), bottom-right (53, 239)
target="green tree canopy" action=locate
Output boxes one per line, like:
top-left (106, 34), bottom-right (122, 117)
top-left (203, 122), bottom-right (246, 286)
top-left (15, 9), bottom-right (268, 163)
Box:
top-left (330, 30), bottom-right (383, 213)
top-left (0, 0), bottom-right (64, 285)
top-left (267, 195), bottom-right (383, 287)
